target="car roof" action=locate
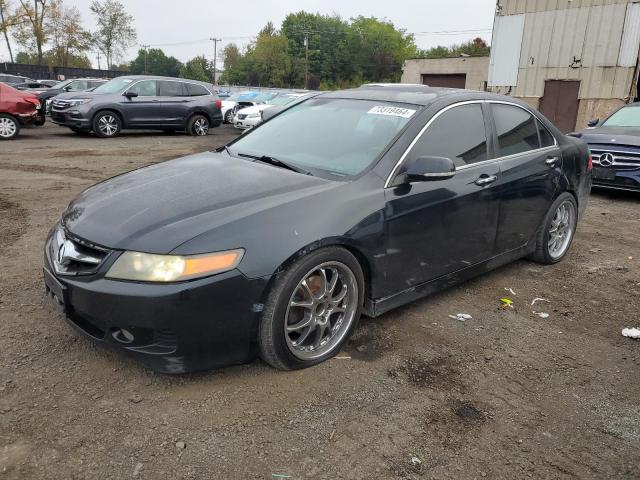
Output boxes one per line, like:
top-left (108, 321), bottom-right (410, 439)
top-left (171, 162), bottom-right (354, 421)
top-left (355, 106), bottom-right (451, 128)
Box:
top-left (115, 75), bottom-right (210, 84)
top-left (321, 84), bottom-right (523, 108)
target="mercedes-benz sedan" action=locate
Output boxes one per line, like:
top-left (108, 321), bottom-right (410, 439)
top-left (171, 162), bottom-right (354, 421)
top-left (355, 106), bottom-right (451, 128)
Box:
top-left (44, 85), bottom-right (592, 373)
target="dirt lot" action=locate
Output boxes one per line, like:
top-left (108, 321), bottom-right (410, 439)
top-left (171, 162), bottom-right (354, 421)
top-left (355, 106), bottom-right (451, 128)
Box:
top-left (1, 122), bottom-right (639, 479)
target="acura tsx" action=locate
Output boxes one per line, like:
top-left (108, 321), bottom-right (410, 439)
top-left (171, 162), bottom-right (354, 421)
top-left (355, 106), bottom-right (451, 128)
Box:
top-left (43, 85), bottom-right (592, 373)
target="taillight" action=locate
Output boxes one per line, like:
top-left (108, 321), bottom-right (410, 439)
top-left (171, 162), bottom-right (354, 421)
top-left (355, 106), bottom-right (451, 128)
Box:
top-left (215, 100), bottom-right (222, 110)
top-left (587, 155), bottom-right (593, 172)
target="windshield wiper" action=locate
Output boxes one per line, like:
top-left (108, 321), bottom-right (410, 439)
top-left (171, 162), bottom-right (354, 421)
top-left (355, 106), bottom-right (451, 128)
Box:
top-left (236, 152), bottom-right (311, 175)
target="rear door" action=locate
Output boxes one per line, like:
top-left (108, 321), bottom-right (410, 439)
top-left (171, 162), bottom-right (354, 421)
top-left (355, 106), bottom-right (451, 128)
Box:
top-left (382, 102), bottom-right (502, 294)
top-left (156, 80), bottom-right (190, 126)
top-left (488, 102), bottom-right (561, 253)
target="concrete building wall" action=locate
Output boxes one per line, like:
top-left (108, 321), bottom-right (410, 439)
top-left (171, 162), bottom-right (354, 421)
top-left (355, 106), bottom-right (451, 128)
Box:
top-left (401, 57), bottom-right (490, 91)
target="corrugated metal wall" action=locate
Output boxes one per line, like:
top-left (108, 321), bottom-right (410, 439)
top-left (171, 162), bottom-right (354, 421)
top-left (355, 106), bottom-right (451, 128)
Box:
top-left (490, 1), bottom-right (640, 100)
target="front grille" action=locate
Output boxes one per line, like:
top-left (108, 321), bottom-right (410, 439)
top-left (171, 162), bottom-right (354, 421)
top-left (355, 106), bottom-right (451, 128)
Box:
top-left (49, 227), bottom-right (110, 276)
top-left (51, 99), bottom-right (71, 110)
top-left (590, 145), bottom-right (640, 171)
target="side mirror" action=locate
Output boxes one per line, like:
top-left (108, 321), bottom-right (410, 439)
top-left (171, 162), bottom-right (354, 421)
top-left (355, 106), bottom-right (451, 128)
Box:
top-left (587, 118), bottom-right (599, 127)
top-left (63, 86), bottom-right (71, 92)
top-left (124, 91), bottom-right (138, 99)
top-left (406, 156), bottom-right (456, 182)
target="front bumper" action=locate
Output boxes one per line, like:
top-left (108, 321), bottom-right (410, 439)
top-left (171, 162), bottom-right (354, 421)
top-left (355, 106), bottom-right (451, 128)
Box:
top-left (16, 111), bottom-right (38, 126)
top-left (50, 109), bottom-right (91, 129)
top-left (43, 230), bottom-right (270, 373)
top-left (592, 167), bottom-right (640, 192)
top-left (234, 116), bottom-right (261, 130)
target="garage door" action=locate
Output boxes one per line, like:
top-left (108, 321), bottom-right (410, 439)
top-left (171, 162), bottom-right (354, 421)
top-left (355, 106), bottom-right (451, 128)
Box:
top-left (421, 74), bottom-right (467, 89)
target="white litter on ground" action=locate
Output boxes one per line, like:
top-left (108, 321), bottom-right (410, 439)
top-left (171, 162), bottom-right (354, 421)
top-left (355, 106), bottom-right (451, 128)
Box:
top-left (622, 328), bottom-right (640, 339)
top-left (534, 312), bottom-right (550, 319)
top-left (504, 287), bottom-right (517, 296)
top-left (531, 298), bottom-right (549, 306)
top-left (411, 456), bottom-right (422, 465)
top-left (448, 313), bottom-right (473, 322)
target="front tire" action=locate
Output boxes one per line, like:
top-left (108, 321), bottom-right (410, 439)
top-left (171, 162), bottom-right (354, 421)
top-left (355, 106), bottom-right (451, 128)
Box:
top-left (187, 114), bottom-right (209, 136)
top-left (224, 110), bottom-right (233, 123)
top-left (0, 114), bottom-right (20, 140)
top-left (529, 192), bottom-right (578, 264)
top-left (258, 247), bottom-right (364, 370)
top-left (92, 111), bottom-right (121, 138)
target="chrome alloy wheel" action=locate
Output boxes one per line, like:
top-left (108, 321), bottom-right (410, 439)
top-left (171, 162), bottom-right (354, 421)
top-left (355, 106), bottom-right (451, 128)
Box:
top-left (285, 262), bottom-right (358, 360)
top-left (0, 117), bottom-right (17, 138)
top-left (548, 200), bottom-right (575, 259)
top-left (98, 114), bottom-right (118, 136)
top-left (193, 117), bottom-right (209, 136)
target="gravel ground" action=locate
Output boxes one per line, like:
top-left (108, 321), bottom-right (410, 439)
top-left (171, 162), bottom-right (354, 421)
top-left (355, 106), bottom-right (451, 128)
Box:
top-left (1, 123), bottom-right (639, 479)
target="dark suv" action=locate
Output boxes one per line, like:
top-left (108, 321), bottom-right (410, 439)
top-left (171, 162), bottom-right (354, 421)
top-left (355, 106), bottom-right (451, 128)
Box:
top-left (50, 75), bottom-right (223, 138)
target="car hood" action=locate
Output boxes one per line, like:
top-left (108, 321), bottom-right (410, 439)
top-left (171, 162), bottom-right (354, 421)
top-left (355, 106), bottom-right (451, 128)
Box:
top-left (62, 151), bottom-right (336, 254)
top-left (237, 104), bottom-right (272, 115)
top-left (573, 126), bottom-right (640, 147)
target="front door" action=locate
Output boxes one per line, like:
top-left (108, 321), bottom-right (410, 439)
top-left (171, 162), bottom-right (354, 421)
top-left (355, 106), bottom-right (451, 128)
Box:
top-left (488, 102), bottom-right (561, 252)
top-left (381, 102), bottom-right (501, 296)
top-left (539, 80), bottom-right (580, 133)
top-left (120, 79), bottom-right (161, 127)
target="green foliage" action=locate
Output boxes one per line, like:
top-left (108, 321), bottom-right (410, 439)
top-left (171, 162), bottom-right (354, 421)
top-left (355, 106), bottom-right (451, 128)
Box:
top-left (15, 49), bottom-right (91, 68)
top-left (417, 37), bottom-right (490, 59)
top-left (90, 0), bottom-right (136, 67)
top-left (222, 12), bottom-right (420, 88)
top-left (180, 55), bottom-right (211, 82)
top-left (130, 48), bottom-right (182, 76)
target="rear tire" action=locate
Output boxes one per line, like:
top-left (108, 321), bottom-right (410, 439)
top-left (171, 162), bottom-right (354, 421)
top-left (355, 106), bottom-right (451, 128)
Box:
top-left (92, 111), bottom-right (121, 138)
top-left (187, 114), bottom-right (210, 136)
top-left (258, 247), bottom-right (364, 371)
top-left (529, 192), bottom-right (578, 264)
top-left (0, 114), bottom-right (20, 140)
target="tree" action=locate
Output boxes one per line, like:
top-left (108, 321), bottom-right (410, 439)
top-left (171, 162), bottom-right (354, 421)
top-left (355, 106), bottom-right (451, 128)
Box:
top-left (0, 0), bottom-right (19, 62)
top-left (250, 22), bottom-right (291, 87)
top-left (13, 0), bottom-right (51, 64)
top-left (180, 56), bottom-right (210, 82)
top-left (130, 47), bottom-right (182, 76)
top-left (417, 37), bottom-right (490, 59)
top-left (46, 1), bottom-right (91, 66)
top-left (90, 0), bottom-right (136, 68)
top-left (222, 43), bottom-right (241, 73)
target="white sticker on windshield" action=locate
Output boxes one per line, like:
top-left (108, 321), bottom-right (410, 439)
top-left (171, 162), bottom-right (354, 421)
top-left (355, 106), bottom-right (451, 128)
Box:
top-left (368, 105), bottom-right (416, 118)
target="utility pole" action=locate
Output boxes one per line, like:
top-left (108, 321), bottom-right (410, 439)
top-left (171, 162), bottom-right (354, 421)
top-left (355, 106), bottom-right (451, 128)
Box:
top-left (141, 44), bottom-right (150, 73)
top-left (303, 31), bottom-right (309, 90)
top-left (210, 37), bottom-right (221, 84)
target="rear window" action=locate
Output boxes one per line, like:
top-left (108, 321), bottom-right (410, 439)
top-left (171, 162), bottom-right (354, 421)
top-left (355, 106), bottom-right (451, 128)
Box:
top-left (492, 104), bottom-right (540, 156)
top-left (185, 83), bottom-right (210, 96)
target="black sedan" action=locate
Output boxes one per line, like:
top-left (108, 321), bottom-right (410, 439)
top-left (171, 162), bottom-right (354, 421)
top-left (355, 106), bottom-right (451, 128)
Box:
top-left (43, 85), bottom-right (592, 373)
top-left (571, 102), bottom-right (640, 192)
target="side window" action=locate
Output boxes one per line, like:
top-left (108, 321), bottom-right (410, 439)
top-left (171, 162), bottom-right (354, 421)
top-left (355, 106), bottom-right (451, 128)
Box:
top-left (537, 120), bottom-right (555, 148)
top-left (406, 104), bottom-right (488, 168)
top-left (185, 83), bottom-right (209, 96)
top-left (89, 81), bottom-right (104, 89)
top-left (158, 81), bottom-right (184, 97)
top-left (127, 80), bottom-right (157, 97)
top-left (492, 104), bottom-right (540, 156)
top-left (67, 80), bottom-right (87, 91)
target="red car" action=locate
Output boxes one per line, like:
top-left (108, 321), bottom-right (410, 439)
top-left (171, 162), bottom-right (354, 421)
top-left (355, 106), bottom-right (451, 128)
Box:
top-left (0, 82), bottom-right (40, 140)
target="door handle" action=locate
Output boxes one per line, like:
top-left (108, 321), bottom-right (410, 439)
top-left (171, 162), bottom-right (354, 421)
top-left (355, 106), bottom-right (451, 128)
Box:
top-left (475, 175), bottom-right (498, 186)
top-left (545, 156), bottom-right (559, 167)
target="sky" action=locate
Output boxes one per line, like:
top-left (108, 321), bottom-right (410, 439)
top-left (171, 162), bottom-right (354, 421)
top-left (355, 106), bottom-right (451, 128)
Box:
top-left (0, 0), bottom-right (497, 68)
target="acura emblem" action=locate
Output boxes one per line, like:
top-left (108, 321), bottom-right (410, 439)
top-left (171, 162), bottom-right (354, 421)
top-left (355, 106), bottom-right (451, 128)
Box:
top-left (599, 153), bottom-right (615, 167)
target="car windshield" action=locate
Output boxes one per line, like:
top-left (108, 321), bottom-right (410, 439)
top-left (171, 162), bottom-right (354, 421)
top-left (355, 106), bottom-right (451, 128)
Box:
top-left (227, 92), bottom-right (258, 102)
top-left (229, 98), bottom-right (417, 178)
top-left (51, 79), bottom-right (73, 90)
top-left (93, 77), bottom-right (135, 94)
top-left (602, 106), bottom-right (640, 128)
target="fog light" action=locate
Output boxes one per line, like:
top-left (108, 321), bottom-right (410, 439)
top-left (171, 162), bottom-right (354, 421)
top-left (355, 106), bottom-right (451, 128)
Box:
top-left (112, 328), bottom-right (135, 344)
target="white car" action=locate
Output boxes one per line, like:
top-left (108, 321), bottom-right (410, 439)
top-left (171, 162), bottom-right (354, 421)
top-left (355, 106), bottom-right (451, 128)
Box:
top-left (221, 92), bottom-right (277, 124)
top-left (233, 94), bottom-right (306, 130)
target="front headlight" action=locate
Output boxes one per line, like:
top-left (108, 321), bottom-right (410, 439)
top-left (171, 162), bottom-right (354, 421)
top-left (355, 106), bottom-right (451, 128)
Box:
top-left (106, 249), bottom-right (244, 282)
top-left (67, 98), bottom-right (92, 107)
